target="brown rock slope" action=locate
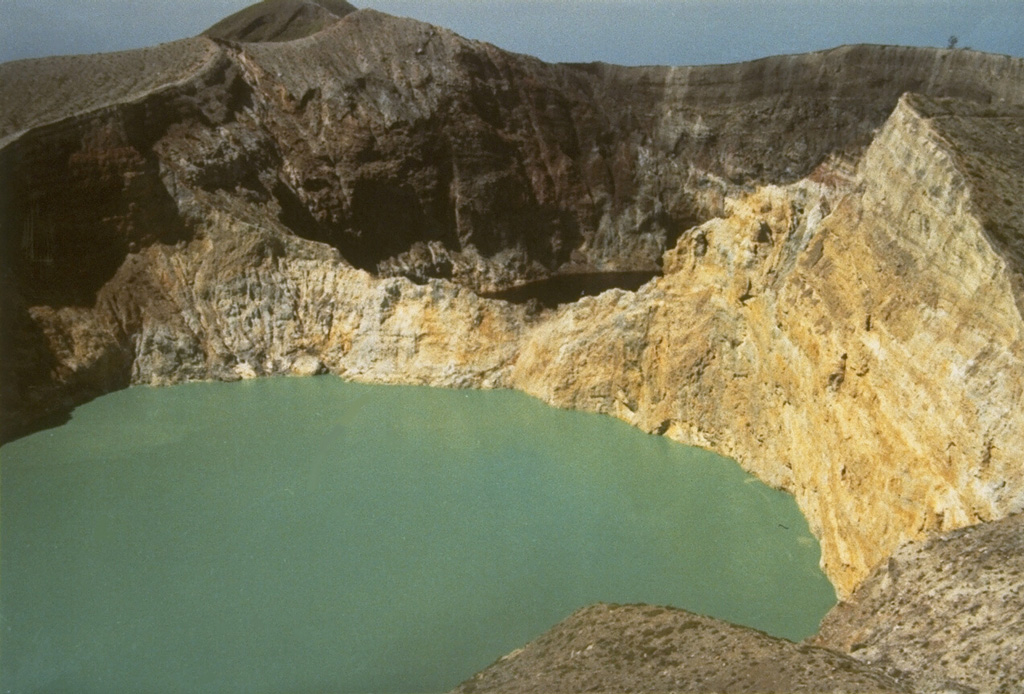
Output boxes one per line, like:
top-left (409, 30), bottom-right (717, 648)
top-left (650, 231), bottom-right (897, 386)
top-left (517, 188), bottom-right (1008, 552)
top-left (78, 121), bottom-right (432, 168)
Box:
top-left (202, 29), bottom-right (1024, 290)
top-left (451, 603), bottom-right (910, 693)
top-left (2, 2), bottom-right (1024, 616)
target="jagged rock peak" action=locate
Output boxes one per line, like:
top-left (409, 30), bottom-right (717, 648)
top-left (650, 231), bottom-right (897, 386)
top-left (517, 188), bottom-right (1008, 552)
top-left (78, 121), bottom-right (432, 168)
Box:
top-left (202, 0), bottom-right (358, 43)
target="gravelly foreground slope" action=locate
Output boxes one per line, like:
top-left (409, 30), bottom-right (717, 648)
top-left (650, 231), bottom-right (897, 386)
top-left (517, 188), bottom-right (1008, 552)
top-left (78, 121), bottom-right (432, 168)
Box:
top-left (450, 603), bottom-right (910, 693)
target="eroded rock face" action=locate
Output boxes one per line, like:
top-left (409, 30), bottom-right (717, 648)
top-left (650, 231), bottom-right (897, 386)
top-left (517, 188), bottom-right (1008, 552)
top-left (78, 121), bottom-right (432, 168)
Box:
top-left (450, 603), bottom-right (910, 693)
top-left (3, 2), bottom-right (1024, 618)
top-left (102, 213), bottom-right (527, 390)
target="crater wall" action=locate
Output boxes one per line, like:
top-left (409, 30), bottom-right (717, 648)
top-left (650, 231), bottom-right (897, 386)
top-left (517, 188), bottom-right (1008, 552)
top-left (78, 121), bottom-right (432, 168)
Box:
top-left (3, 9), bottom-right (1024, 604)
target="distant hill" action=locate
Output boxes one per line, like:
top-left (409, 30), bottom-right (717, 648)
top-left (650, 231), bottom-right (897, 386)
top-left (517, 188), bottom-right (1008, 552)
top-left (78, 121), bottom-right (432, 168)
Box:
top-left (202, 0), bottom-right (357, 43)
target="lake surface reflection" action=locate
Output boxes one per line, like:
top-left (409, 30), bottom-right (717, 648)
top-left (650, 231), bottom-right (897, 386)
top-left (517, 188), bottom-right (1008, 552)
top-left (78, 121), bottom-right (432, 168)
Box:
top-left (1, 377), bottom-right (835, 693)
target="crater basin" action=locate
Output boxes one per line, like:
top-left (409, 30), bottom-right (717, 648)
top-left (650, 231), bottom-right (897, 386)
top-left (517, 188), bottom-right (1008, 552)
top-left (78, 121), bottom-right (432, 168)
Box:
top-left (0, 377), bottom-right (835, 694)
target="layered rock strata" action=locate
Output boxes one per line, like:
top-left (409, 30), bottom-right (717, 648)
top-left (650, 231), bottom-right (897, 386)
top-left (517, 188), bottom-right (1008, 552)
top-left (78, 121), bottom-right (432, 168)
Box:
top-left (3, 4), bottom-right (1024, 613)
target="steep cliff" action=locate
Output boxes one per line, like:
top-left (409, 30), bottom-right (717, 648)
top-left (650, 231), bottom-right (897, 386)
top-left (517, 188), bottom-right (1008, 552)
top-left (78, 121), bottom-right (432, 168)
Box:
top-left (511, 94), bottom-right (1024, 595)
top-left (3, 0), bottom-right (1024, 632)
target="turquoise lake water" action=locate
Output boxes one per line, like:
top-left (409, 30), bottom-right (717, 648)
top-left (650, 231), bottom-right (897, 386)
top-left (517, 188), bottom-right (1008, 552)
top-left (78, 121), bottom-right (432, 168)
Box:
top-left (1, 377), bottom-right (836, 693)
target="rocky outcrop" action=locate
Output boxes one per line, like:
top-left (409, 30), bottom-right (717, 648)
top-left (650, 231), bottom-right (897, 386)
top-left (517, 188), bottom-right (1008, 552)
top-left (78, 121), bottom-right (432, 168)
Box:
top-left (450, 603), bottom-right (910, 693)
top-left (100, 212), bottom-right (526, 389)
top-left (3, 7), bottom-right (1024, 681)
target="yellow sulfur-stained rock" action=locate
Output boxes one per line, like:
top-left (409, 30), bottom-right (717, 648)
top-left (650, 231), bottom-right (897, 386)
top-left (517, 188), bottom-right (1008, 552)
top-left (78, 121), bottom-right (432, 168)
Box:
top-left (512, 95), bottom-right (1024, 596)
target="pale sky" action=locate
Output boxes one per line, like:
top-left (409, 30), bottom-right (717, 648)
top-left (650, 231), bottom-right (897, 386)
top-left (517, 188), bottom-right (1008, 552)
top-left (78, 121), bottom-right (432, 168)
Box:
top-left (1, 0), bottom-right (1021, 65)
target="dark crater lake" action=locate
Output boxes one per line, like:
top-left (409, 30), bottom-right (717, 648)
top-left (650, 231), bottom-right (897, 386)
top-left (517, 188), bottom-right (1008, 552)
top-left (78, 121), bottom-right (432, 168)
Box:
top-left (0, 377), bottom-right (835, 694)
